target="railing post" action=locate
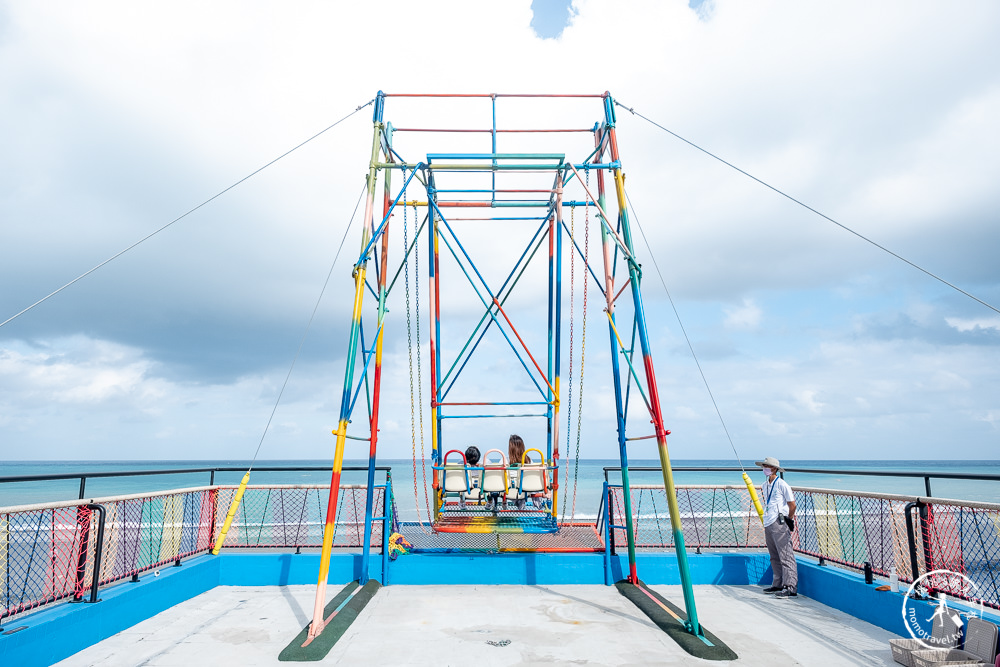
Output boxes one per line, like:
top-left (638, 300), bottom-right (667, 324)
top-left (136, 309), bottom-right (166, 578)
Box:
top-left (904, 501), bottom-right (924, 583)
top-left (919, 503), bottom-right (933, 574)
top-left (71, 505), bottom-right (92, 601)
top-left (382, 480), bottom-right (390, 585)
top-left (603, 481), bottom-right (613, 586)
top-left (78, 476), bottom-right (87, 500)
top-left (207, 488), bottom-right (219, 553)
top-left (924, 476), bottom-right (932, 497)
top-left (85, 504), bottom-right (106, 603)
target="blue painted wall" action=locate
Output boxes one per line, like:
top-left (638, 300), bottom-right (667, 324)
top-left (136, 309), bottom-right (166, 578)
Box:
top-left (4, 550), bottom-right (996, 666)
top-left (798, 559), bottom-right (1000, 641)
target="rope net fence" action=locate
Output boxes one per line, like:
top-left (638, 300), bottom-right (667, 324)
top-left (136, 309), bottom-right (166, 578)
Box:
top-left (214, 485), bottom-right (384, 549)
top-left (4, 481), bottom-right (997, 621)
top-left (0, 505), bottom-right (90, 621)
top-left (1, 484), bottom-right (387, 622)
top-left (918, 500), bottom-right (1000, 611)
top-left (606, 484), bottom-right (999, 609)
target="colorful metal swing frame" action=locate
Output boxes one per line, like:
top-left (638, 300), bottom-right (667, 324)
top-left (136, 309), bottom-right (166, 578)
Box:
top-left (309, 92), bottom-right (704, 639)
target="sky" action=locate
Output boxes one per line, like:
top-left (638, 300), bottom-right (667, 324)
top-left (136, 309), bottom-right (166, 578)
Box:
top-left (1, 1), bottom-right (998, 463)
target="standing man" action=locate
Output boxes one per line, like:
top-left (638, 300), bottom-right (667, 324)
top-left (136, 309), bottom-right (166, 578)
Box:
top-left (756, 456), bottom-right (797, 598)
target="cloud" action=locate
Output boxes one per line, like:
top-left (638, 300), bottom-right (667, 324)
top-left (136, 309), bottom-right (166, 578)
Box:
top-left (723, 298), bottom-right (762, 330)
top-left (946, 316), bottom-right (1000, 333)
top-left (0, 1), bottom-right (998, 462)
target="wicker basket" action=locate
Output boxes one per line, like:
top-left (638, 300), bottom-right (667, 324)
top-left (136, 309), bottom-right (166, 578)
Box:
top-left (891, 639), bottom-right (928, 667)
top-left (889, 609), bottom-right (963, 666)
top-left (910, 648), bottom-right (985, 667)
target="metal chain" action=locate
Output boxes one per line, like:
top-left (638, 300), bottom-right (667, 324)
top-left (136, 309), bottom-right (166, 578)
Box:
top-left (415, 204), bottom-right (432, 526)
top-left (561, 205), bottom-right (576, 522)
top-left (404, 186), bottom-right (431, 534)
top-left (571, 170), bottom-right (591, 520)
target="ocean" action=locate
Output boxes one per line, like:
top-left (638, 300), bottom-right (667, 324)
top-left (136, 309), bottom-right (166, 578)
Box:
top-left (2, 459), bottom-right (999, 517)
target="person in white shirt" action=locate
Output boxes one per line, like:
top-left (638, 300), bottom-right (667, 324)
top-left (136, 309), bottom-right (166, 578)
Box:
top-left (756, 456), bottom-right (798, 598)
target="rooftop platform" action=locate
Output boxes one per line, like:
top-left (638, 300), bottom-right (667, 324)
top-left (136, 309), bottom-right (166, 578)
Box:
top-left (55, 583), bottom-right (898, 666)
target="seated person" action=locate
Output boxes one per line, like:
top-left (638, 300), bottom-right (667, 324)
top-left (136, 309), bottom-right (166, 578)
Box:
top-left (508, 434), bottom-right (529, 510)
top-left (460, 446), bottom-right (482, 509)
top-left (507, 434), bottom-right (551, 510)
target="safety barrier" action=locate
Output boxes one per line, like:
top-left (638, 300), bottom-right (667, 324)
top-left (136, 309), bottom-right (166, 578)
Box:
top-left (6, 480), bottom-right (996, 622)
top-left (606, 485), bottom-right (766, 551)
top-left (1, 484), bottom-right (390, 623)
top-left (214, 485), bottom-right (384, 549)
top-left (916, 497), bottom-right (1000, 612)
top-left (606, 484), bottom-right (1000, 609)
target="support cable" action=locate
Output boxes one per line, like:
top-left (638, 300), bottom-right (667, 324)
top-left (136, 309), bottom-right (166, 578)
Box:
top-left (624, 192), bottom-right (745, 472)
top-left (627, 190), bottom-right (767, 523)
top-left (209, 180), bottom-right (366, 556)
top-left (248, 180), bottom-right (369, 468)
top-left (2, 98), bottom-right (376, 330)
top-left (615, 100), bottom-right (1000, 316)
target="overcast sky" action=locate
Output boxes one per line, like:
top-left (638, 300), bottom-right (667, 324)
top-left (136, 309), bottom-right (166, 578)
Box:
top-left (1, 1), bottom-right (998, 462)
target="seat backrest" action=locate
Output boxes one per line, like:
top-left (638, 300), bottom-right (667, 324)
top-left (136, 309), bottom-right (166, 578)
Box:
top-left (518, 448), bottom-right (547, 493)
top-left (443, 466), bottom-right (469, 492)
top-left (929, 605), bottom-right (962, 648)
top-left (442, 449), bottom-right (469, 493)
top-left (481, 449), bottom-right (508, 493)
top-left (963, 617), bottom-right (999, 663)
top-left (520, 464), bottom-right (546, 493)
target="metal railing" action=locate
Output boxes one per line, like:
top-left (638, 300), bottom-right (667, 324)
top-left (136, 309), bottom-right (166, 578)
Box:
top-left (602, 465), bottom-right (1000, 499)
top-left (604, 482), bottom-right (1000, 610)
top-left (4, 464), bottom-right (998, 623)
top-left (1, 469), bottom-right (394, 625)
top-left (0, 465), bottom-right (390, 501)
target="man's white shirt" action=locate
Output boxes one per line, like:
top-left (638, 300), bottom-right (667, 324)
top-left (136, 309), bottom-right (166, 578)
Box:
top-left (762, 476), bottom-right (794, 527)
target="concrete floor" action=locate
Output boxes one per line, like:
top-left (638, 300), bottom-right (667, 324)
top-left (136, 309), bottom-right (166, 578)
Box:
top-left (56, 584), bottom-right (900, 666)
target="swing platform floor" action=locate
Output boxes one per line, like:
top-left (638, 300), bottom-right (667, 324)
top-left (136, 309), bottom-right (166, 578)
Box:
top-left (52, 582), bottom-right (900, 666)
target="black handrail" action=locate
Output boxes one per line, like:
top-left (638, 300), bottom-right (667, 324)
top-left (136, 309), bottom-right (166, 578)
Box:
top-left (601, 465), bottom-right (1000, 497)
top-left (0, 466), bottom-right (392, 500)
top-left (904, 501), bottom-right (923, 583)
top-left (85, 504), bottom-right (106, 604)
top-left (71, 504), bottom-right (106, 604)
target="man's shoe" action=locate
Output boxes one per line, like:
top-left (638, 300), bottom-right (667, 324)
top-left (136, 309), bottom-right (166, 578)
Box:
top-left (763, 586), bottom-right (782, 593)
top-left (774, 587), bottom-right (797, 598)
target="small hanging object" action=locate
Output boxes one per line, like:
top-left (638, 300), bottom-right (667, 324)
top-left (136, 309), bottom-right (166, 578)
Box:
top-left (212, 470), bottom-right (251, 554)
top-left (742, 472), bottom-right (764, 524)
top-left (387, 532), bottom-right (413, 559)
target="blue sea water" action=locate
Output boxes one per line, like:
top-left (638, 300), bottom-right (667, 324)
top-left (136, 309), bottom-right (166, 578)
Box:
top-left (1, 459), bottom-right (999, 514)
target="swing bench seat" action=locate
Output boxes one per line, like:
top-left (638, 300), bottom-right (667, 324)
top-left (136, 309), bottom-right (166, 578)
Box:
top-left (440, 450), bottom-right (487, 509)
top-left (434, 449), bottom-right (557, 533)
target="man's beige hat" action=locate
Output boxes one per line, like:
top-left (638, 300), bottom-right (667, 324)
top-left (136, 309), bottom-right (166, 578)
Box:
top-left (754, 456), bottom-right (782, 471)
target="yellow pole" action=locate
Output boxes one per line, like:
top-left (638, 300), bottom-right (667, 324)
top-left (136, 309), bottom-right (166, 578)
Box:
top-left (211, 471), bottom-right (250, 555)
top-left (743, 472), bottom-right (764, 523)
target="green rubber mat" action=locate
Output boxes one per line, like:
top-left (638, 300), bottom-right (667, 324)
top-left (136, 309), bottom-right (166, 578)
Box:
top-left (279, 580), bottom-right (381, 662)
top-left (616, 580), bottom-right (737, 661)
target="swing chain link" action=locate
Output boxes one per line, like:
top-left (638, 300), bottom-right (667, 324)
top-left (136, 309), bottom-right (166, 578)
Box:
top-left (404, 179), bottom-right (432, 534)
top-left (571, 169), bottom-right (591, 520)
top-left (561, 205), bottom-right (576, 522)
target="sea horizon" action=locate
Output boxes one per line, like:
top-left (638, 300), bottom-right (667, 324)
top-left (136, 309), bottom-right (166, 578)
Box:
top-left (2, 458), bottom-right (999, 510)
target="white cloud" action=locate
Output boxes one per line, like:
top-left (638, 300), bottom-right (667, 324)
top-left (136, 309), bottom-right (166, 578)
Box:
top-left (794, 389), bottom-right (824, 415)
top-left (946, 317), bottom-right (1000, 333)
top-left (723, 299), bottom-right (762, 330)
top-left (747, 411), bottom-right (788, 437)
top-left (0, 1), bottom-right (998, 463)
